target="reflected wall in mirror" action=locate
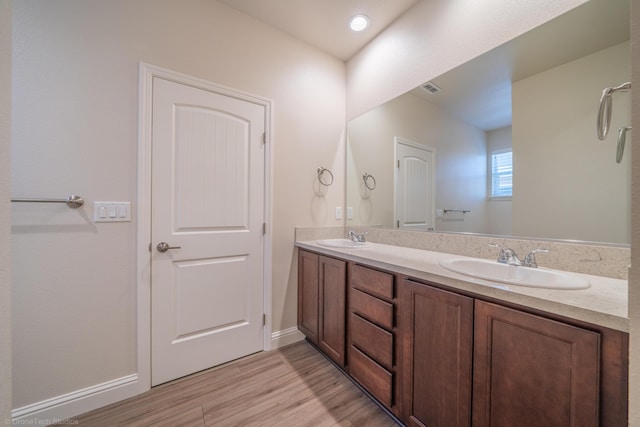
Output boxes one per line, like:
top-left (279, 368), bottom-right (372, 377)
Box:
top-left (346, 0), bottom-right (630, 244)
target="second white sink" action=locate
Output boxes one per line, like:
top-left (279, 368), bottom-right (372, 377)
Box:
top-left (439, 258), bottom-right (590, 290)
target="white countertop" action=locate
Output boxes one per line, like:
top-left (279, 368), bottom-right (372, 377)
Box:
top-left (296, 240), bottom-right (629, 332)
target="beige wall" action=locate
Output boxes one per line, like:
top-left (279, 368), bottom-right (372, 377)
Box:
top-left (11, 0), bottom-right (344, 409)
top-left (346, 92), bottom-right (487, 233)
top-left (512, 42), bottom-right (630, 243)
top-left (1, 0), bottom-right (11, 423)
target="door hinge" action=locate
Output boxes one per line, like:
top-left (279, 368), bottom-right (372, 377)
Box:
top-left (263, 222), bottom-right (267, 235)
top-left (148, 242), bottom-right (152, 252)
top-left (263, 313), bottom-right (266, 326)
top-left (397, 220), bottom-right (400, 228)
top-left (262, 132), bottom-right (267, 145)
top-left (397, 160), bottom-right (400, 168)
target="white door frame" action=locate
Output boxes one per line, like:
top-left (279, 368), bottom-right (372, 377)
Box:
top-left (136, 62), bottom-right (273, 391)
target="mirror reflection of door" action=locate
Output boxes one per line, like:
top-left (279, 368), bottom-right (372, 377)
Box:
top-left (394, 137), bottom-right (436, 231)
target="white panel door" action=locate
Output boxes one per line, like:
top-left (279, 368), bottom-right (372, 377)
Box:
top-left (151, 77), bottom-right (265, 386)
top-left (395, 138), bottom-right (436, 231)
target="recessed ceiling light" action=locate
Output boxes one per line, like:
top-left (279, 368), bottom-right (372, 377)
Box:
top-left (349, 15), bottom-right (369, 32)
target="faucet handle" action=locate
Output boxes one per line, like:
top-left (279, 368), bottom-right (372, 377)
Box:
top-left (523, 248), bottom-right (549, 268)
top-left (489, 243), bottom-right (508, 263)
top-left (347, 230), bottom-right (367, 242)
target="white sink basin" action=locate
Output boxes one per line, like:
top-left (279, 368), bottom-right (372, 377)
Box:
top-left (439, 258), bottom-right (590, 290)
top-left (316, 239), bottom-right (372, 249)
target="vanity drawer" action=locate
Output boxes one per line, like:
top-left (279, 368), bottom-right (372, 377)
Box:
top-left (349, 345), bottom-right (393, 408)
top-left (350, 313), bottom-right (393, 370)
top-left (351, 288), bottom-right (394, 330)
top-left (351, 264), bottom-right (394, 299)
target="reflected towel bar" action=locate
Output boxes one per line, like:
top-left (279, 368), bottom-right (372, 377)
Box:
top-left (11, 195), bottom-right (84, 208)
top-left (443, 209), bottom-right (470, 214)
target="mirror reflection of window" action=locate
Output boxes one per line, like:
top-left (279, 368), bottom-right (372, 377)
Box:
top-left (490, 150), bottom-right (512, 199)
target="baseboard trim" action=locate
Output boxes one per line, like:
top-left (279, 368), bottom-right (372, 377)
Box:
top-left (11, 330), bottom-right (304, 422)
top-left (11, 374), bottom-right (142, 423)
top-left (271, 327), bottom-right (305, 349)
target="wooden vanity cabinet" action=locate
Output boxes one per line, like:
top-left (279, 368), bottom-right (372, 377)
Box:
top-left (399, 278), bottom-right (474, 427)
top-left (298, 250), bottom-right (628, 426)
top-left (297, 249), bottom-right (347, 366)
top-left (399, 277), bottom-right (627, 427)
top-left (298, 250), bottom-right (319, 344)
top-left (473, 300), bottom-right (600, 427)
top-left (348, 264), bottom-right (400, 414)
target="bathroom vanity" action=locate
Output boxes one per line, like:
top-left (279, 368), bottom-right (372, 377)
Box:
top-left (296, 241), bottom-right (628, 427)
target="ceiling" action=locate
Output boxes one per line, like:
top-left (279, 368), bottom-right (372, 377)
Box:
top-left (219, 0), bottom-right (419, 61)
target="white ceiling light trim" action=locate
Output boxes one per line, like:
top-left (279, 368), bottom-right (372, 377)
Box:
top-left (349, 15), bottom-right (370, 32)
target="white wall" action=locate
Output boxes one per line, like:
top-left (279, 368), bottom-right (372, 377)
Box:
top-left (512, 42), bottom-right (630, 243)
top-left (346, 92), bottom-right (487, 233)
top-left (11, 0), bottom-right (344, 413)
top-left (486, 127), bottom-right (512, 236)
top-left (346, 0), bottom-right (587, 120)
top-left (1, 0), bottom-right (12, 423)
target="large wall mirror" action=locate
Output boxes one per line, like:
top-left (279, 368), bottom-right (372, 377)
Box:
top-left (347, 0), bottom-right (630, 245)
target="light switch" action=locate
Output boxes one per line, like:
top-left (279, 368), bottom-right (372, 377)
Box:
top-left (335, 207), bottom-right (342, 220)
top-left (347, 207), bottom-right (353, 220)
top-left (94, 202), bottom-right (131, 222)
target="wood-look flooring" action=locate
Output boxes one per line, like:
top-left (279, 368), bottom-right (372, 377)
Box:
top-left (66, 341), bottom-right (399, 427)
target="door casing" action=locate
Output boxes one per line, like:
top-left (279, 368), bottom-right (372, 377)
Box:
top-left (136, 62), bottom-right (273, 391)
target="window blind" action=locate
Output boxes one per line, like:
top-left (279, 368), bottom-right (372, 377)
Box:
top-left (491, 151), bottom-right (512, 198)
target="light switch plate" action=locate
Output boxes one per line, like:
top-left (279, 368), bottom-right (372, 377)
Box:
top-left (94, 201), bottom-right (131, 222)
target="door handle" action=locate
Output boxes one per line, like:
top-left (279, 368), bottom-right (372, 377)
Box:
top-left (156, 242), bottom-right (182, 253)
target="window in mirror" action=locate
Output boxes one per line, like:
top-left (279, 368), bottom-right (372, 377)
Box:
top-left (490, 150), bottom-right (512, 198)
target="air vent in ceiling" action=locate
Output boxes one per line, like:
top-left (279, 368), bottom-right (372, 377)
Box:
top-left (421, 81), bottom-right (441, 94)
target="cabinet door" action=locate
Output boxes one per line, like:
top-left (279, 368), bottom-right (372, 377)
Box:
top-left (473, 300), bottom-right (600, 427)
top-left (297, 250), bottom-right (319, 344)
top-left (318, 255), bottom-right (347, 366)
top-left (399, 279), bottom-right (473, 427)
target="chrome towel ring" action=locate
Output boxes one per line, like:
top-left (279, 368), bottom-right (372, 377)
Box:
top-left (363, 173), bottom-right (376, 190)
top-left (597, 82), bottom-right (631, 141)
top-left (317, 167), bottom-right (334, 186)
top-left (617, 126), bottom-right (632, 163)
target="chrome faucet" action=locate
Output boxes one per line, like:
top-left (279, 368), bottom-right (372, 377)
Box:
top-left (489, 244), bottom-right (549, 268)
top-left (522, 248), bottom-right (550, 268)
top-left (489, 243), bottom-right (522, 266)
top-left (348, 230), bottom-right (367, 243)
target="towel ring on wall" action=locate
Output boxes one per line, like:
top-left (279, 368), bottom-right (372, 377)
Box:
top-left (617, 126), bottom-right (632, 163)
top-left (317, 167), bottom-right (334, 186)
top-left (363, 173), bottom-right (376, 190)
top-left (597, 81), bottom-right (631, 141)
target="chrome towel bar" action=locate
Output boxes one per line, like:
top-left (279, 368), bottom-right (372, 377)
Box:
top-left (11, 195), bottom-right (84, 208)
